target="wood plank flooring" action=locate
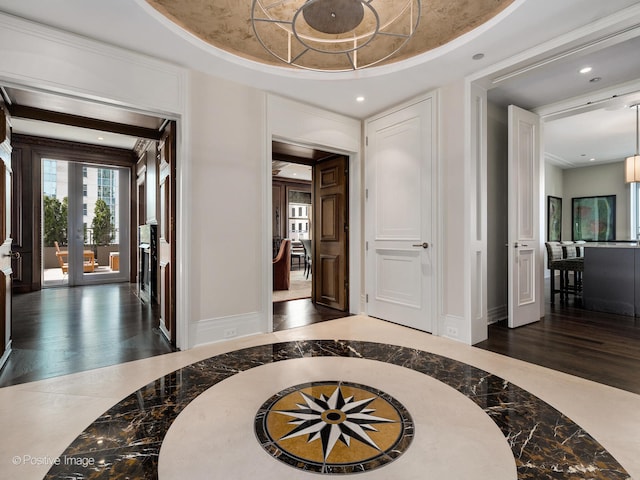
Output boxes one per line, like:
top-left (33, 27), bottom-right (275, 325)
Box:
top-left (3, 285), bottom-right (640, 397)
top-left (0, 284), bottom-right (175, 387)
top-left (475, 298), bottom-right (640, 395)
top-left (273, 298), bottom-right (348, 331)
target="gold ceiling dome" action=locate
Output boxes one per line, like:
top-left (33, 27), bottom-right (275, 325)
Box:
top-left (146, 0), bottom-right (514, 71)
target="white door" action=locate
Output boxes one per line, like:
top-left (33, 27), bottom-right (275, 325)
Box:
top-left (507, 105), bottom-right (542, 328)
top-left (365, 97), bottom-right (435, 332)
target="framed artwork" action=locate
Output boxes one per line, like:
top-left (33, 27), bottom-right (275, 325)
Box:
top-left (547, 196), bottom-right (562, 241)
top-left (571, 195), bottom-right (616, 241)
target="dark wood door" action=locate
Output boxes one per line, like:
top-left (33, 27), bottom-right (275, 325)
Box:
top-left (0, 102), bottom-right (13, 362)
top-left (313, 156), bottom-right (348, 311)
top-left (158, 122), bottom-right (177, 345)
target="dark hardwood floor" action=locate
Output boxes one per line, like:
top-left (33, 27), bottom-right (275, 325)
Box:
top-left (0, 283), bottom-right (175, 387)
top-left (475, 296), bottom-right (640, 395)
top-left (3, 283), bottom-right (640, 397)
top-left (273, 298), bottom-right (349, 331)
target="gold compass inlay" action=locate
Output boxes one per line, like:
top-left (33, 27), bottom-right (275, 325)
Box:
top-left (255, 381), bottom-right (413, 474)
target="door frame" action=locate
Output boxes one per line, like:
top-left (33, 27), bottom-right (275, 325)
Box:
top-left (266, 137), bottom-right (361, 330)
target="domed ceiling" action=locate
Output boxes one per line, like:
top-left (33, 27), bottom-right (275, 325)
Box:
top-left (145, 0), bottom-right (514, 71)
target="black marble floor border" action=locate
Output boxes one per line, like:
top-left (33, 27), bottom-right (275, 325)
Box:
top-left (45, 340), bottom-right (631, 479)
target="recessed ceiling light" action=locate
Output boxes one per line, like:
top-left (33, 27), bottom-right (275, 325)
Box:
top-left (97, 136), bottom-right (104, 141)
top-left (579, 66), bottom-right (592, 74)
top-left (472, 53), bottom-right (485, 60)
top-left (590, 158), bottom-right (596, 162)
top-left (356, 96), bottom-right (365, 103)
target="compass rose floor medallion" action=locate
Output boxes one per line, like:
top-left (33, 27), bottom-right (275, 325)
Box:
top-left (255, 381), bottom-right (413, 474)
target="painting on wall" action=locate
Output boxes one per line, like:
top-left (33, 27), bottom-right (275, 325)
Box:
top-left (571, 195), bottom-right (616, 241)
top-left (547, 196), bottom-right (562, 241)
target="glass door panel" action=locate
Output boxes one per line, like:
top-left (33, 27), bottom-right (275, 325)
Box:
top-left (42, 159), bottom-right (130, 286)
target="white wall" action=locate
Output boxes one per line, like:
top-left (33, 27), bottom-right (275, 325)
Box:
top-left (487, 102), bottom-right (508, 323)
top-left (562, 161), bottom-right (629, 241)
top-left (439, 81), bottom-right (466, 337)
top-left (544, 162), bottom-right (564, 275)
top-left (186, 71), bottom-right (267, 346)
top-left (545, 163), bottom-right (563, 201)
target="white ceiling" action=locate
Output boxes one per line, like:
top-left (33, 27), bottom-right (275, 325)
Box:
top-left (273, 163), bottom-right (312, 182)
top-left (1, 0), bottom-right (640, 167)
top-left (10, 118), bottom-right (140, 150)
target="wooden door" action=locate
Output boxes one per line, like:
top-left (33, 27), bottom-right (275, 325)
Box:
top-left (507, 105), bottom-right (542, 328)
top-left (0, 102), bottom-right (13, 364)
top-left (313, 156), bottom-right (348, 311)
top-left (158, 122), bottom-right (177, 344)
top-left (365, 98), bottom-right (435, 332)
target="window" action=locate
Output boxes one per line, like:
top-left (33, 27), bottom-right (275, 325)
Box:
top-left (83, 203), bottom-right (87, 216)
top-left (83, 184), bottom-right (87, 197)
top-left (43, 159), bottom-right (58, 198)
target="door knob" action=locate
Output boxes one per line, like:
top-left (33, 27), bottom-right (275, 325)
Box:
top-left (412, 242), bottom-right (429, 249)
top-left (4, 251), bottom-right (20, 259)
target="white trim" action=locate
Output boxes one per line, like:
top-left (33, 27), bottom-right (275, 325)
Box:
top-left (466, 81), bottom-right (488, 345)
top-left (0, 340), bottom-right (11, 370)
top-left (175, 84), bottom-right (190, 351)
top-left (189, 312), bottom-right (264, 348)
top-left (439, 314), bottom-right (466, 342)
top-left (487, 305), bottom-right (508, 324)
top-left (535, 78), bottom-right (640, 121)
top-left (468, 3), bottom-right (640, 88)
top-left (0, 12), bottom-right (185, 116)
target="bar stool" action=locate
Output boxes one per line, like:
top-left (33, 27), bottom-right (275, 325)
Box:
top-left (545, 242), bottom-right (573, 304)
top-left (561, 241), bottom-right (584, 298)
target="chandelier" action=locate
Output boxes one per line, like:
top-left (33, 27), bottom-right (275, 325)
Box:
top-left (251, 0), bottom-right (421, 72)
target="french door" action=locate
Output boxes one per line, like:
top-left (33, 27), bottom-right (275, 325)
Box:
top-left (507, 105), bottom-right (542, 328)
top-left (43, 159), bottom-right (130, 286)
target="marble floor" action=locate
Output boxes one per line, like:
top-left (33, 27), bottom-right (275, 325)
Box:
top-left (0, 316), bottom-right (638, 480)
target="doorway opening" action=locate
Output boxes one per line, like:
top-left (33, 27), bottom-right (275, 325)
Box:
top-left (272, 160), bottom-right (313, 303)
top-left (271, 141), bottom-right (350, 330)
top-left (2, 83), bottom-right (179, 384)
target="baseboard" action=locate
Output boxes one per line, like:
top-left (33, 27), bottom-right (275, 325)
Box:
top-left (189, 311), bottom-right (266, 348)
top-left (0, 340), bottom-right (12, 370)
top-left (438, 314), bottom-right (466, 343)
top-left (159, 322), bottom-right (171, 343)
top-left (487, 304), bottom-right (508, 324)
